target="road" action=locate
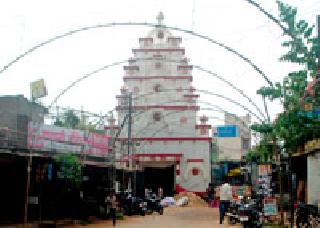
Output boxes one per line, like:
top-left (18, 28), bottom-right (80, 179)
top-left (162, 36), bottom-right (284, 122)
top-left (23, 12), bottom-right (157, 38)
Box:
top-left (84, 206), bottom-right (240, 228)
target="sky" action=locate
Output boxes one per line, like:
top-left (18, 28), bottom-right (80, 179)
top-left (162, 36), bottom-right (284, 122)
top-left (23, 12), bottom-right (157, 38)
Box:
top-left (0, 0), bottom-right (319, 126)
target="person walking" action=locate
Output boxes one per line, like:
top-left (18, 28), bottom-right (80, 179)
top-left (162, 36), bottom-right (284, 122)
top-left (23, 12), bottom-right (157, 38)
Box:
top-left (206, 183), bottom-right (213, 207)
top-left (219, 178), bottom-right (233, 224)
top-left (106, 191), bottom-right (118, 226)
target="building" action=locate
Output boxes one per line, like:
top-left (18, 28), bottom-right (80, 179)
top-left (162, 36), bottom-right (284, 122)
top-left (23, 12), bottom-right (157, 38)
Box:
top-left (211, 113), bottom-right (251, 186)
top-left (0, 95), bottom-right (47, 149)
top-left (105, 12), bottom-right (211, 196)
top-left (293, 139), bottom-right (320, 206)
top-left (0, 95), bottom-right (46, 222)
top-left (213, 113), bottom-right (251, 162)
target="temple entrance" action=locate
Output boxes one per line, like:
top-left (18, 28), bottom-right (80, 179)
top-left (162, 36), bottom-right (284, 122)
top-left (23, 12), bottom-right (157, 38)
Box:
top-left (143, 165), bottom-right (175, 197)
top-left (135, 164), bottom-right (175, 197)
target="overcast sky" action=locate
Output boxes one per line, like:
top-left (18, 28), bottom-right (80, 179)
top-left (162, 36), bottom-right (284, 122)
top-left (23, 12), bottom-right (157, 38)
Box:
top-left (0, 0), bottom-right (319, 126)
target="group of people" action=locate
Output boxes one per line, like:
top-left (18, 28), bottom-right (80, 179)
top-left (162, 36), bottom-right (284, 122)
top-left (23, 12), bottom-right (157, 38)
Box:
top-left (207, 178), bottom-right (233, 225)
top-left (145, 186), bottom-right (164, 199)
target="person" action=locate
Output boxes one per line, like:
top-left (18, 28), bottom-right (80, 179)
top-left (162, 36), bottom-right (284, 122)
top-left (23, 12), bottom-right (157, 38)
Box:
top-left (158, 186), bottom-right (164, 199)
top-left (206, 183), bottom-right (213, 206)
top-left (219, 178), bottom-right (233, 224)
top-left (106, 191), bottom-right (117, 226)
top-left (145, 187), bottom-right (150, 198)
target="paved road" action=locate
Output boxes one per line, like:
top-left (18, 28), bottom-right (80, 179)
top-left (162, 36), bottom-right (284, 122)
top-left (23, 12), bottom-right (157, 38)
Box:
top-left (85, 206), bottom-right (240, 228)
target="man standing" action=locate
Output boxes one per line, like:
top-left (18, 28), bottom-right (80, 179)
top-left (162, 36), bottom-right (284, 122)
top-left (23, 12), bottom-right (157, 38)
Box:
top-left (219, 179), bottom-right (233, 224)
top-left (158, 186), bottom-right (164, 199)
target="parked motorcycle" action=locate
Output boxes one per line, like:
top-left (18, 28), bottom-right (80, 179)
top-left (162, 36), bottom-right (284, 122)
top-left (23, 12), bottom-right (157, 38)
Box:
top-left (296, 203), bottom-right (319, 228)
top-left (145, 193), bottom-right (164, 215)
top-left (238, 197), bottom-right (262, 228)
top-left (119, 192), bottom-right (147, 216)
top-left (226, 199), bottom-right (241, 224)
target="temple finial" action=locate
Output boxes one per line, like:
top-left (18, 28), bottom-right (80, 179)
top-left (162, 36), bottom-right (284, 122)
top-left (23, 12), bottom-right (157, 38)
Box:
top-left (156, 12), bottom-right (164, 25)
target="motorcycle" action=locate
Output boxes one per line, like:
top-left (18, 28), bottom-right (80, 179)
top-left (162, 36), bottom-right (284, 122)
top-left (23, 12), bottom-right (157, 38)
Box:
top-left (119, 192), bottom-right (147, 216)
top-left (144, 193), bottom-right (164, 215)
top-left (296, 203), bottom-right (319, 228)
top-left (226, 199), bottom-right (241, 224)
top-left (238, 197), bottom-right (262, 228)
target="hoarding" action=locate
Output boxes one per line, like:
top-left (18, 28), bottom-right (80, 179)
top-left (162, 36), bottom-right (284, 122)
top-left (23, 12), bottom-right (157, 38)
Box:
top-left (30, 79), bottom-right (47, 100)
top-left (216, 125), bottom-right (238, 137)
top-left (27, 122), bottom-right (111, 157)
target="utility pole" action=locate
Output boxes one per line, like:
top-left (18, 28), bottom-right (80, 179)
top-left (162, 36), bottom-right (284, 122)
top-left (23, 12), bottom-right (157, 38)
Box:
top-left (317, 15), bottom-right (320, 79)
top-left (24, 154), bottom-right (31, 226)
top-left (127, 93), bottom-right (133, 192)
top-left (110, 113), bottom-right (128, 191)
top-left (24, 103), bottom-right (35, 227)
top-left (128, 92), bottom-right (132, 169)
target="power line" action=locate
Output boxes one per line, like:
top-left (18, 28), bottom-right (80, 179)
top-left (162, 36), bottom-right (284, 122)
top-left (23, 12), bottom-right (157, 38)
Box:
top-left (48, 57), bottom-right (267, 120)
top-left (0, 22), bottom-right (273, 86)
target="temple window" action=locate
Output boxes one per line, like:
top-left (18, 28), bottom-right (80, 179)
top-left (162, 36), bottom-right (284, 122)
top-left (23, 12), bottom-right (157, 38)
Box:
top-left (192, 168), bottom-right (199, 176)
top-left (157, 31), bottom-right (164, 39)
top-left (154, 84), bottom-right (161, 92)
top-left (153, 112), bottom-right (161, 121)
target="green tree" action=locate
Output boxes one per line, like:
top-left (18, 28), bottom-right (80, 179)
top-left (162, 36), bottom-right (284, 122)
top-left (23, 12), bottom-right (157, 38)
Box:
top-left (253, 1), bottom-right (320, 154)
top-left (54, 109), bottom-right (102, 132)
top-left (54, 109), bottom-right (80, 129)
top-left (54, 153), bottom-right (82, 188)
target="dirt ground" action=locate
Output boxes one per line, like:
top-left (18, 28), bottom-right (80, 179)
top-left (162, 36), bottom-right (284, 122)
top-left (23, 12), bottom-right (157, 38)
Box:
top-left (84, 206), bottom-right (240, 228)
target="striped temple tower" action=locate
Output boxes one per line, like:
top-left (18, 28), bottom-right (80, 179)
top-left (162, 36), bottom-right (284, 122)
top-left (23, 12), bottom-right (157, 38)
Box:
top-left (106, 12), bottom-right (211, 195)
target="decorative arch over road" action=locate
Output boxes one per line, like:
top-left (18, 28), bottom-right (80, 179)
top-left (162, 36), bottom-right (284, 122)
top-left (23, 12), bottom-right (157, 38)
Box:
top-left (0, 22), bottom-right (273, 87)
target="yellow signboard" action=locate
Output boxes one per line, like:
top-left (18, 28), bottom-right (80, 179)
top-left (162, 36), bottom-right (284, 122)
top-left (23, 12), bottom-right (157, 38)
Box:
top-left (30, 79), bottom-right (47, 100)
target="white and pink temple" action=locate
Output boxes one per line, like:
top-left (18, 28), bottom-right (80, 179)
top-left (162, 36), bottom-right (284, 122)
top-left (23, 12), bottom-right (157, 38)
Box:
top-left (105, 13), bottom-right (211, 195)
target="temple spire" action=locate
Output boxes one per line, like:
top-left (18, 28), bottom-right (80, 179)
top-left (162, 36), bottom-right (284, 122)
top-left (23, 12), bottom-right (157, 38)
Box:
top-left (156, 11), bottom-right (164, 25)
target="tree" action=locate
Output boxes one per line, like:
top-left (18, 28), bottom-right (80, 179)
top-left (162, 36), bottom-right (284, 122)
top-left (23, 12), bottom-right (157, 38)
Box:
top-left (252, 1), bottom-right (320, 154)
top-left (54, 153), bottom-right (82, 189)
top-left (53, 109), bottom-right (102, 132)
top-left (54, 109), bottom-right (80, 129)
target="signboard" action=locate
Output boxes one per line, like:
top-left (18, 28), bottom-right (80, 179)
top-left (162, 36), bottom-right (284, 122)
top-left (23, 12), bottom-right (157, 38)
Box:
top-left (215, 185), bottom-right (252, 198)
top-left (258, 164), bottom-right (271, 176)
top-left (216, 125), bottom-right (238, 137)
top-left (28, 196), bottom-right (39, 205)
top-left (263, 198), bottom-right (277, 216)
top-left (257, 164), bottom-right (272, 196)
top-left (28, 122), bottom-right (111, 157)
top-left (30, 79), bottom-right (47, 100)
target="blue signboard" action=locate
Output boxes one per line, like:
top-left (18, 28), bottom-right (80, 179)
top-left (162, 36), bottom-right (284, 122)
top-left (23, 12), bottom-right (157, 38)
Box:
top-left (298, 110), bottom-right (320, 119)
top-left (264, 202), bottom-right (278, 216)
top-left (217, 125), bottom-right (238, 137)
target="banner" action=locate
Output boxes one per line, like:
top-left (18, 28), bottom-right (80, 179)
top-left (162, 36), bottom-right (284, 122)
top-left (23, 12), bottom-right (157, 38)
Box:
top-left (28, 122), bottom-right (111, 157)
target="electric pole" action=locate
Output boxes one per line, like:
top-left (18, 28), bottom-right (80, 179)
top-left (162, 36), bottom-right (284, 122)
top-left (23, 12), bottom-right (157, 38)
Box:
top-left (128, 92), bottom-right (132, 169)
top-left (317, 15), bottom-right (320, 79)
top-left (127, 92), bottom-right (133, 192)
